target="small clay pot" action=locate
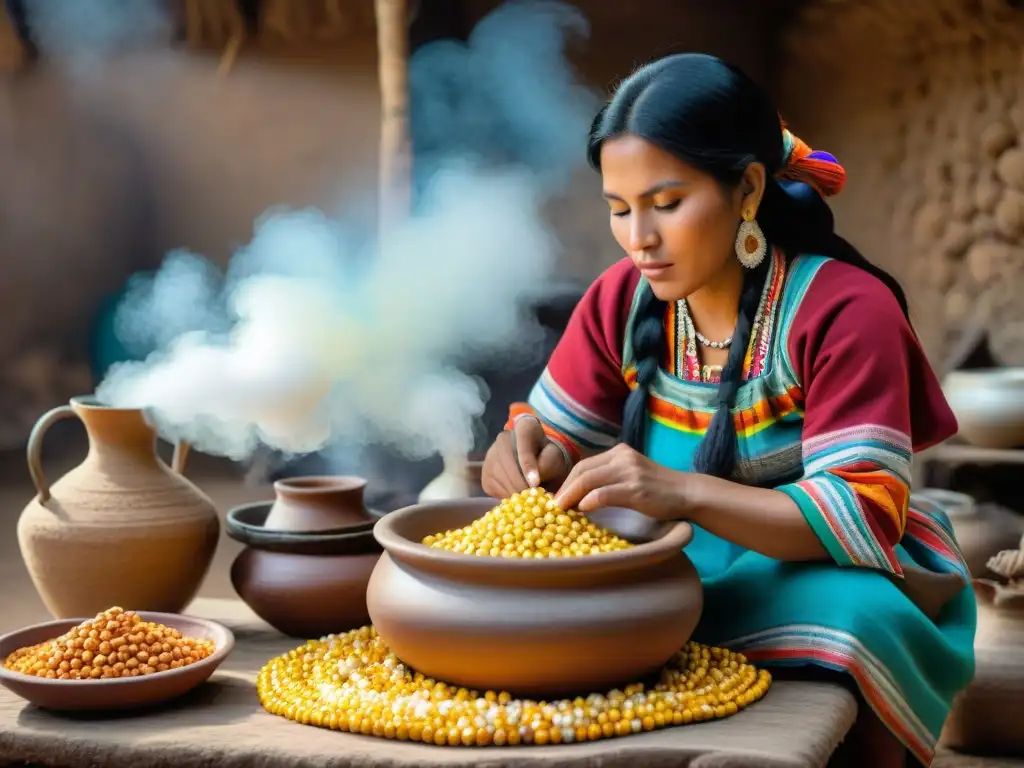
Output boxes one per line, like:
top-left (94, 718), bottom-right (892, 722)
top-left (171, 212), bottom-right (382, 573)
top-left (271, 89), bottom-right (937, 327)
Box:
top-left (265, 475), bottom-right (373, 532)
top-left (226, 501), bottom-right (383, 638)
top-left (366, 498), bottom-right (703, 698)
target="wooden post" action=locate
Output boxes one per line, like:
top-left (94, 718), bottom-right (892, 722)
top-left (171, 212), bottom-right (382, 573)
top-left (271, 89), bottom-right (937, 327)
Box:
top-left (374, 0), bottom-right (412, 242)
top-left (0, 0), bottom-right (31, 72)
top-left (182, 0), bottom-right (245, 77)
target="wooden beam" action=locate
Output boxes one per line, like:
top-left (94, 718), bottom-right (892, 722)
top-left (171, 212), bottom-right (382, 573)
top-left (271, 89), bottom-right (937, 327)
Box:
top-left (1, 0), bottom-right (36, 70)
top-left (374, 0), bottom-right (413, 242)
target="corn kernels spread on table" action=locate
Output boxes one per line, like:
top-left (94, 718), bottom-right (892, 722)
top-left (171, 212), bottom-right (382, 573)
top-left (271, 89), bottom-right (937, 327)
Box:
top-left (3, 607), bottom-right (215, 680)
top-left (257, 627), bottom-right (771, 746)
top-left (422, 487), bottom-right (632, 557)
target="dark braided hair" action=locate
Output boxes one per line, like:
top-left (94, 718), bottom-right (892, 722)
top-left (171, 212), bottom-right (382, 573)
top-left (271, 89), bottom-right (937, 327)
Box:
top-left (589, 53), bottom-right (910, 479)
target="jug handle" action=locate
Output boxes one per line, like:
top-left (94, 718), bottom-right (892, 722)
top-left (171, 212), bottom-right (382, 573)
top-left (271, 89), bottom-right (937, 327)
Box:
top-left (27, 404), bottom-right (77, 504)
top-left (170, 441), bottom-right (191, 475)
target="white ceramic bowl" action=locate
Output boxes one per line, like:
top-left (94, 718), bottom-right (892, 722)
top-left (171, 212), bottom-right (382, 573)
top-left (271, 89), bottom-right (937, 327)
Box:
top-left (942, 368), bottom-right (1024, 449)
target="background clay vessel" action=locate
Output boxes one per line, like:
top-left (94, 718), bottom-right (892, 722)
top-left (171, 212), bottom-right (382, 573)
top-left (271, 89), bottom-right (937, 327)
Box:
top-left (417, 455), bottom-right (485, 503)
top-left (17, 396), bottom-right (220, 619)
top-left (940, 577), bottom-right (1024, 755)
top-left (367, 498), bottom-right (703, 698)
top-left (265, 475), bottom-right (373, 532)
top-left (227, 501), bottom-right (382, 638)
top-left (941, 368), bottom-right (1024, 449)
top-left (912, 489), bottom-right (1024, 576)
top-left (972, 577), bottom-right (1024, 648)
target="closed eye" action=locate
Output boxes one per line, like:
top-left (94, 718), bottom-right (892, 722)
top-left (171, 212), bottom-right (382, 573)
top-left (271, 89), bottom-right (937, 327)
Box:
top-left (609, 198), bottom-right (679, 217)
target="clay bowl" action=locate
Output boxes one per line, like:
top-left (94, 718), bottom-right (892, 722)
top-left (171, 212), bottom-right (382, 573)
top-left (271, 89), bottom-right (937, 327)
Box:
top-left (942, 367), bottom-right (1024, 449)
top-left (227, 502), bottom-right (383, 638)
top-left (367, 498), bottom-right (703, 698)
top-left (0, 612), bottom-right (234, 711)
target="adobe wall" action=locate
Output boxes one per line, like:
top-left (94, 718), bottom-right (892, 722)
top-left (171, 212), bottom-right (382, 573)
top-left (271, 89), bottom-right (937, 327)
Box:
top-left (777, 0), bottom-right (1024, 364)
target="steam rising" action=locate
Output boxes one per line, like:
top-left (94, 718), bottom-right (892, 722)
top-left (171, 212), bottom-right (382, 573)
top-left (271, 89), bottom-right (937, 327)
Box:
top-left (23, 0), bottom-right (172, 69)
top-left (96, 1), bottom-right (597, 463)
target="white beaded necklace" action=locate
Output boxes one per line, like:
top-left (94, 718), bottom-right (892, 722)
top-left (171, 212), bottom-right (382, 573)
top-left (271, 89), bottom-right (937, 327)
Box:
top-left (676, 267), bottom-right (774, 382)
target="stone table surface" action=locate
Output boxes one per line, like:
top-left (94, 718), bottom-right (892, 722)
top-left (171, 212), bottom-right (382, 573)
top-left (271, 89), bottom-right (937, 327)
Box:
top-left (0, 598), bottom-right (859, 768)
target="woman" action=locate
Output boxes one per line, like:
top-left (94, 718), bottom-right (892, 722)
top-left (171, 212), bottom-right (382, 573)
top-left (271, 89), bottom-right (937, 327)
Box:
top-left (481, 54), bottom-right (975, 767)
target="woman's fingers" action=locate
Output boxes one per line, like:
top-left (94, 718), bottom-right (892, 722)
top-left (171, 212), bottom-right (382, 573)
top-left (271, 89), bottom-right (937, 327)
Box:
top-left (554, 456), bottom-right (617, 510)
top-left (498, 442), bottom-right (530, 495)
top-left (578, 484), bottom-right (633, 514)
top-left (536, 441), bottom-right (570, 488)
top-left (513, 417), bottom-right (549, 488)
top-left (483, 420), bottom-right (575, 499)
top-left (482, 433), bottom-right (527, 498)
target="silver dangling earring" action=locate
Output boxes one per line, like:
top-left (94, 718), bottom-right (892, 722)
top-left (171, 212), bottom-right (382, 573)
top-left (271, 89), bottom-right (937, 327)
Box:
top-left (735, 208), bottom-right (767, 269)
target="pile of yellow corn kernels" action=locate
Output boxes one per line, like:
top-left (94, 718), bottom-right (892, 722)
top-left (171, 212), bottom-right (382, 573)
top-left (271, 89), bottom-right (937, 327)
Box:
top-left (257, 627), bottom-right (771, 746)
top-left (3, 607), bottom-right (215, 680)
top-left (422, 488), bottom-right (632, 557)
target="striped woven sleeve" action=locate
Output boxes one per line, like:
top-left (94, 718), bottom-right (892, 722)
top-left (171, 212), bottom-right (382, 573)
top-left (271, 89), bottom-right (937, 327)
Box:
top-left (776, 260), bottom-right (958, 575)
top-left (505, 258), bottom-right (639, 464)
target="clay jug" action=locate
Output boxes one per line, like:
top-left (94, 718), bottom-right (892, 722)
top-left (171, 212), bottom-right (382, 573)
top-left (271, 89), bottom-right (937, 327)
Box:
top-left (912, 489), bottom-right (1024, 576)
top-left (417, 454), bottom-right (485, 503)
top-left (17, 397), bottom-right (220, 619)
top-left (265, 475), bottom-right (373, 532)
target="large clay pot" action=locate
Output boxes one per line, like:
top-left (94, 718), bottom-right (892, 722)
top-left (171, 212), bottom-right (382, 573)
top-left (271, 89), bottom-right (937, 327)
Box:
top-left (17, 396), bottom-right (220, 619)
top-left (941, 368), bottom-right (1024, 449)
top-left (226, 501), bottom-right (383, 638)
top-left (265, 475), bottom-right (375, 532)
top-left (941, 579), bottom-right (1024, 755)
top-left (417, 455), bottom-right (485, 503)
top-left (367, 498), bottom-right (703, 698)
top-left (912, 489), bottom-right (1024, 576)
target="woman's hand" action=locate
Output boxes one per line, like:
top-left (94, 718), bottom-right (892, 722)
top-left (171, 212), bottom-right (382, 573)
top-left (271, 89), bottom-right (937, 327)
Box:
top-left (553, 443), bottom-right (689, 519)
top-left (481, 416), bottom-right (572, 499)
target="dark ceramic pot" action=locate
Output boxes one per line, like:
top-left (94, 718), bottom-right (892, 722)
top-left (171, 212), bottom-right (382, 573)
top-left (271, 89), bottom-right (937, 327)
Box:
top-left (226, 502), bottom-right (383, 551)
top-left (226, 501), bottom-right (383, 638)
top-left (366, 498), bottom-right (703, 698)
top-left (265, 475), bottom-right (375, 532)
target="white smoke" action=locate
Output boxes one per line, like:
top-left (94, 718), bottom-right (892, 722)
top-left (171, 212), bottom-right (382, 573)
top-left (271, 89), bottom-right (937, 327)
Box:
top-left (95, 1), bottom-right (597, 464)
top-left (22, 0), bottom-right (173, 74)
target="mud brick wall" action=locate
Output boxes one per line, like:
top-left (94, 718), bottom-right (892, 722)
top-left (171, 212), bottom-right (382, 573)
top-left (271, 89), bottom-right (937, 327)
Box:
top-left (778, 0), bottom-right (1024, 364)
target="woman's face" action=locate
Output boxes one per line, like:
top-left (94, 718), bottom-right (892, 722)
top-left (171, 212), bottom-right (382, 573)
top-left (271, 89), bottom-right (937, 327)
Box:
top-left (600, 134), bottom-right (758, 302)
